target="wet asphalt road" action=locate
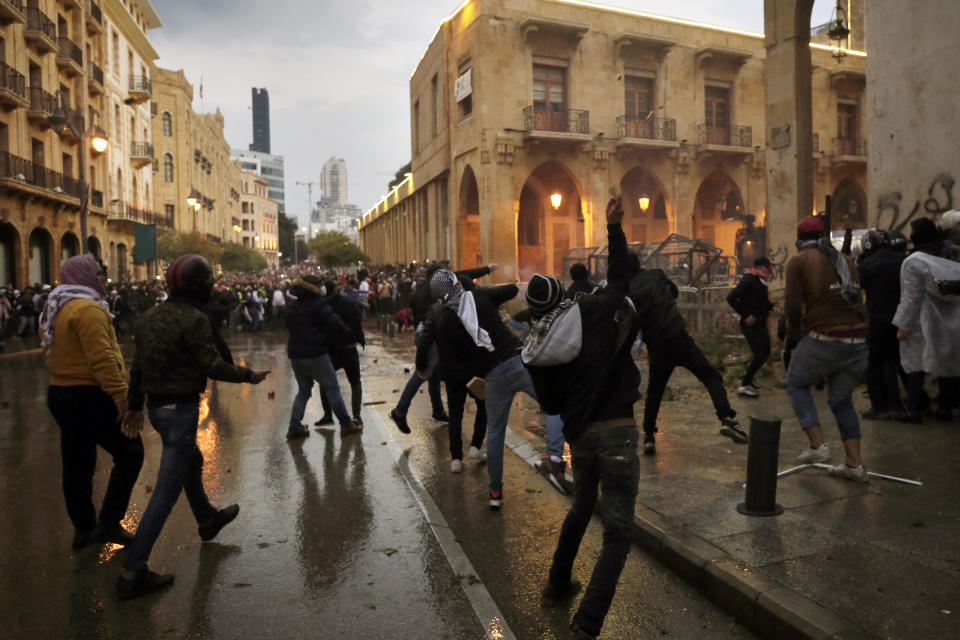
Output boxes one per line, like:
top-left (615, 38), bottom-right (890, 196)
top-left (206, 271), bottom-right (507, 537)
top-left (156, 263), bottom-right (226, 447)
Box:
top-left (0, 329), bottom-right (756, 639)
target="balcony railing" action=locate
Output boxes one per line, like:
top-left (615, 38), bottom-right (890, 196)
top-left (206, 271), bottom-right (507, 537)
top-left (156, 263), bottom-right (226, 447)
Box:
top-left (56, 37), bottom-right (83, 73)
top-left (127, 75), bottom-right (151, 102)
top-left (27, 86), bottom-right (58, 122)
top-left (0, 150), bottom-right (84, 199)
top-left (24, 7), bottom-right (57, 52)
top-left (523, 106), bottom-right (590, 136)
top-left (88, 61), bottom-right (103, 93)
top-left (0, 61), bottom-right (28, 108)
top-left (109, 201), bottom-right (172, 227)
top-left (86, 1), bottom-right (101, 24)
top-left (91, 189), bottom-right (103, 208)
top-left (697, 124), bottom-right (752, 147)
top-left (834, 137), bottom-right (867, 157)
top-left (131, 141), bottom-right (154, 158)
top-left (0, 0), bottom-right (26, 26)
top-left (617, 115), bottom-right (677, 142)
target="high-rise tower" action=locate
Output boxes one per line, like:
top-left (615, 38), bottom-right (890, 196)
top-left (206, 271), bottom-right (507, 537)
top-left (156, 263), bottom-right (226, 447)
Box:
top-left (250, 88), bottom-right (270, 153)
top-left (321, 157), bottom-right (348, 206)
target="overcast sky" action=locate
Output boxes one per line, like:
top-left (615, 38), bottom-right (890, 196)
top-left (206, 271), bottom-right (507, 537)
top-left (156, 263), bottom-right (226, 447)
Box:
top-left (151, 0), bottom-right (836, 226)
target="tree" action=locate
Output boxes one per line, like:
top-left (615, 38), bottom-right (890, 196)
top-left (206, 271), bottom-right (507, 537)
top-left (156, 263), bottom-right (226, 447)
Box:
top-left (388, 161), bottom-right (412, 191)
top-left (157, 230), bottom-right (223, 264)
top-left (220, 242), bottom-right (267, 272)
top-left (278, 212), bottom-right (297, 265)
top-left (308, 231), bottom-right (368, 267)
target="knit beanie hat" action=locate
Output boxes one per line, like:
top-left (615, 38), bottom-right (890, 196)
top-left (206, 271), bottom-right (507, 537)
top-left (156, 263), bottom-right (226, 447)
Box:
top-left (525, 274), bottom-right (564, 314)
top-left (910, 217), bottom-right (941, 246)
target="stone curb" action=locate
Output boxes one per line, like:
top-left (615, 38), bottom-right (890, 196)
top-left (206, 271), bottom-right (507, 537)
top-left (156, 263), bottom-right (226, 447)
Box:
top-left (503, 425), bottom-right (880, 640)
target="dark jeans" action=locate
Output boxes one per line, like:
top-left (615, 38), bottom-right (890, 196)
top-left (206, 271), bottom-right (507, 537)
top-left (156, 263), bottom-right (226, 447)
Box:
top-left (445, 380), bottom-right (486, 460)
top-left (549, 426), bottom-right (639, 638)
top-left (320, 346), bottom-right (363, 420)
top-left (866, 322), bottom-right (903, 412)
top-left (906, 372), bottom-right (959, 416)
top-left (47, 385), bottom-right (144, 532)
top-left (289, 355), bottom-right (351, 431)
top-left (124, 397), bottom-right (218, 571)
top-left (740, 320), bottom-right (771, 387)
top-left (644, 330), bottom-right (733, 434)
top-left (395, 330), bottom-right (444, 417)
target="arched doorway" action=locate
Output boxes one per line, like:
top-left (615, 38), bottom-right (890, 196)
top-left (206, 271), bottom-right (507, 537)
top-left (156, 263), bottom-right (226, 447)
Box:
top-left (693, 170), bottom-right (745, 258)
top-left (517, 161), bottom-right (585, 281)
top-left (28, 228), bottom-right (53, 285)
top-left (458, 165), bottom-right (481, 269)
top-left (60, 232), bottom-right (80, 264)
top-left (619, 167), bottom-right (670, 244)
top-left (116, 243), bottom-right (128, 282)
top-left (87, 235), bottom-right (101, 259)
top-left (0, 222), bottom-right (20, 287)
top-left (831, 179), bottom-right (866, 229)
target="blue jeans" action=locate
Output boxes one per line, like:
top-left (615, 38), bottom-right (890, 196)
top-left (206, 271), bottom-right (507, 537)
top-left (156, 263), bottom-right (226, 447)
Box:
top-left (124, 398), bottom-right (218, 571)
top-left (785, 335), bottom-right (868, 440)
top-left (549, 426), bottom-right (639, 638)
top-left (289, 355), bottom-right (351, 432)
top-left (484, 355), bottom-right (537, 492)
top-left (545, 414), bottom-right (565, 459)
top-left (396, 325), bottom-right (444, 417)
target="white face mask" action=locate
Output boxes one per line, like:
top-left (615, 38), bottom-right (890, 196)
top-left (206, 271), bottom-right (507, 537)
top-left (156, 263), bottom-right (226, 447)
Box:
top-left (319, 286), bottom-right (327, 296)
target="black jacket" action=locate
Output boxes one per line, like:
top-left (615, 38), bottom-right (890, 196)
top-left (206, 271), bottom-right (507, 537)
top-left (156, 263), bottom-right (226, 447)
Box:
top-left (411, 265), bottom-right (492, 325)
top-left (285, 288), bottom-right (351, 359)
top-left (726, 273), bottom-right (774, 322)
top-left (859, 247), bottom-right (905, 325)
top-left (416, 283), bottom-right (521, 384)
top-left (327, 293), bottom-right (365, 349)
top-left (628, 269), bottom-right (685, 346)
top-left (525, 223), bottom-right (640, 442)
top-left (565, 280), bottom-right (597, 300)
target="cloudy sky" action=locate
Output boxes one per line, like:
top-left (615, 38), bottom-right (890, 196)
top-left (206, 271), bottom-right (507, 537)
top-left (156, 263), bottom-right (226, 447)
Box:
top-left (151, 0), bottom-right (836, 226)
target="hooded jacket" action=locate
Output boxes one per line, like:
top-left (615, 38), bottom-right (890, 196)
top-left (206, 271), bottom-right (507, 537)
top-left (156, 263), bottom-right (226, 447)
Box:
top-left (284, 280), bottom-right (352, 359)
top-left (628, 268), bottom-right (685, 347)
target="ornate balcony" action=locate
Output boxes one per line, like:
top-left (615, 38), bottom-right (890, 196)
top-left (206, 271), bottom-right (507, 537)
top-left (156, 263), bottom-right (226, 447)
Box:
top-left (24, 7), bottom-right (57, 54)
top-left (0, 62), bottom-right (28, 110)
top-left (523, 106), bottom-right (590, 143)
top-left (0, 0), bottom-right (25, 26)
top-left (127, 75), bottom-right (151, 104)
top-left (56, 37), bottom-right (84, 77)
top-left (831, 137), bottom-right (867, 169)
top-left (696, 124), bottom-right (753, 160)
top-left (85, 0), bottom-right (102, 35)
top-left (616, 115), bottom-right (678, 150)
top-left (87, 62), bottom-right (103, 95)
top-left (108, 201), bottom-right (171, 227)
top-left (130, 141), bottom-right (154, 169)
top-left (26, 86), bottom-right (57, 126)
top-left (55, 108), bottom-right (84, 144)
top-left (0, 151), bottom-right (84, 204)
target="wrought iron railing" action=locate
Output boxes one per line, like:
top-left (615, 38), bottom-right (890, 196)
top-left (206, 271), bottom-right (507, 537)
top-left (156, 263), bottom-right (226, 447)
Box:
top-left (86, 0), bottom-right (101, 24)
top-left (697, 123), bottom-right (752, 147)
top-left (617, 115), bottom-right (677, 142)
top-left (0, 61), bottom-right (26, 98)
top-left (130, 141), bottom-right (154, 159)
top-left (91, 189), bottom-right (103, 208)
top-left (28, 86), bottom-right (57, 114)
top-left (25, 7), bottom-right (56, 41)
top-left (0, 150), bottom-right (84, 199)
top-left (88, 61), bottom-right (103, 85)
top-left (109, 201), bottom-right (169, 227)
top-left (57, 37), bottom-right (83, 66)
top-left (1, 0), bottom-right (25, 17)
top-left (523, 106), bottom-right (590, 135)
top-left (128, 75), bottom-right (151, 94)
top-left (834, 137), bottom-right (866, 157)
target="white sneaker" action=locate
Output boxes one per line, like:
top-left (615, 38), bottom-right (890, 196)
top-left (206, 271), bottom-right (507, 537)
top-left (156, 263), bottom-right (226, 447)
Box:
top-left (737, 385), bottom-right (759, 398)
top-left (468, 446), bottom-right (487, 462)
top-left (828, 463), bottom-right (869, 483)
top-left (450, 459), bottom-right (464, 473)
top-left (796, 444), bottom-right (831, 464)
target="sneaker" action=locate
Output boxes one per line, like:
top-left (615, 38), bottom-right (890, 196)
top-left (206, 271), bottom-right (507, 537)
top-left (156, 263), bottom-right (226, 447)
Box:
top-left (116, 567), bottom-right (175, 600)
top-left (468, 446), bottom-right (487, 462)
top-left (389, 409), bottom-right (411, 434)
top-left (352, 417), bottom-right (364, 426)
top-left (451, 459), bottom-right (464, 473)
top-left (286, 424), bottom-right (310, 440)
top-left (540, 579), bottom-right (582, 607)
top-left (313, 414), bottom-right (334, 426)
top-left (431, 412), bottom-right (450, 423)
top-left (488, 490), bottom-right (503, 511)
top-left (537, 458), bottom-right (572, 495)
top-left (94, 524), bottom-right (135, 546)
top-left (198, 504), bottom-right (240, 542)
top-left (796, 443), bottom-right (831, 464)
top-left (642, 434), bottom-right (656, 456)
top-left (737, 385), bottom-right (759, 398)
top-left (894, 412), bottom-right (922, 424)
top-left (719, 417), bottom-right (749, 444)
top-left (341, 419), bottom-right (363, 435)
top-left (828, 462), bottom-right (869, 482)
top-left (570, 623), bottom-right (598, 640)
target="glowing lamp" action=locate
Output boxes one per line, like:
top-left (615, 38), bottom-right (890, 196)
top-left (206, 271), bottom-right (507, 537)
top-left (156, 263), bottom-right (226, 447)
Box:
top-left (550, 193), bottom-right (562, 210)
top-left (193, 202), bottom-right (201, 212)
top-left (638, 195), bottom-right (650, 212)
top-left (90, 135), bottom-right (108, 154)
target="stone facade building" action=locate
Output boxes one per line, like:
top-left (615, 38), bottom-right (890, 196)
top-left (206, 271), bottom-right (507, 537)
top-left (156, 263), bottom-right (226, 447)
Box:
top-left (238, 168), bottom-right (278, 268)
top-left (359, 0), bottom-right (867, 283)
top-left (1, 0), bottom-right (162, 287)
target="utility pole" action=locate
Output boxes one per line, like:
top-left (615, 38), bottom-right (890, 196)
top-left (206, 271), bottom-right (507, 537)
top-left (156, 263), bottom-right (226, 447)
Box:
top-left (295, 180), bottom-right (319, 264)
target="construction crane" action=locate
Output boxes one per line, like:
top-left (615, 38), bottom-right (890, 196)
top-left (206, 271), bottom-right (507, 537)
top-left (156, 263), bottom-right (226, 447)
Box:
top-left (295, 180), bottom-right (319, 263)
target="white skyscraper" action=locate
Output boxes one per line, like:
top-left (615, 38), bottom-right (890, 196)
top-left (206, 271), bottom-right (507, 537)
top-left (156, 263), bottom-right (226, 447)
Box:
top-left (321, 157), bottom-right (348, 206)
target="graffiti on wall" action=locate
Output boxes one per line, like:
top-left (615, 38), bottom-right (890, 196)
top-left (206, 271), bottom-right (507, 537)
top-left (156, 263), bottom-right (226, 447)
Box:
top-left (766, 243), bottom-right (790, 282)
top-left (877, 173), bottom-right (955, 231)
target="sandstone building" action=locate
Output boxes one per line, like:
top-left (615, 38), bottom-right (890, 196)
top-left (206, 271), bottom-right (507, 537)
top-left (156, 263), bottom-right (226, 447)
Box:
top-left (359, 0), bottom-right (868, 282)
top-left (238, 167), bottom-right (278, 268)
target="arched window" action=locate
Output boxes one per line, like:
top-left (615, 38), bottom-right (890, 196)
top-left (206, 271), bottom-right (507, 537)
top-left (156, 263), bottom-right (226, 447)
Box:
top-left (161, 111), bottom-right (172, 137)
top-left (163, 153), bottom-right (173, 183)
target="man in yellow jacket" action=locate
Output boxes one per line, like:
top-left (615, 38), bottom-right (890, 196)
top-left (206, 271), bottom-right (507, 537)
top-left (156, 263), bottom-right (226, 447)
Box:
top-left (42, 253), bottom-right (144, 550)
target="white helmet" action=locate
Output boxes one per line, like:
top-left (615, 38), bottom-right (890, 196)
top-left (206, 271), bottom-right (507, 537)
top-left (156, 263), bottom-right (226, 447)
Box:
top-left (941, 209), bottom-right (960, 231)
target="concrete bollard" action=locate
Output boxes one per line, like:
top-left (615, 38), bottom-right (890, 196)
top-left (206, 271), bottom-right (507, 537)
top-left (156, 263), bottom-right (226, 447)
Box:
top-left (736, 415), bottom-right (784, 517)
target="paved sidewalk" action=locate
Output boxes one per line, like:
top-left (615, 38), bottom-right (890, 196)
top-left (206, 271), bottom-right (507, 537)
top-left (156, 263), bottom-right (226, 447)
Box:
top-left (506, 364), bottom-right (960, 640)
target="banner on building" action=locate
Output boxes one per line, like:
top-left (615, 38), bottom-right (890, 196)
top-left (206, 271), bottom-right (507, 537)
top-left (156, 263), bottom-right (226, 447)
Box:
top-left (455, 68), bottom-right (472, 102)
top-left (133, 224), bottom-right (157, 262)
